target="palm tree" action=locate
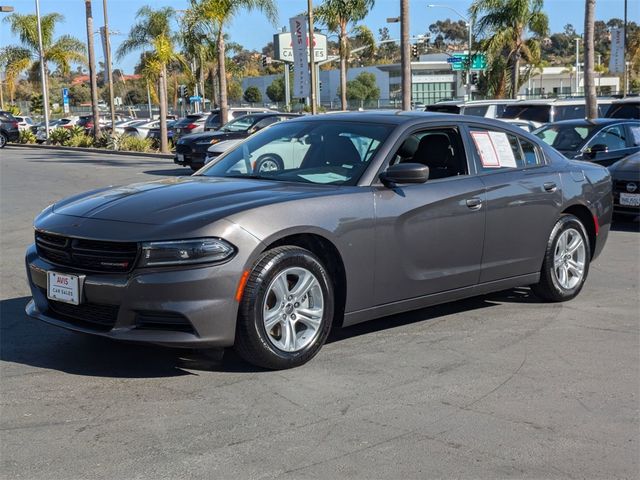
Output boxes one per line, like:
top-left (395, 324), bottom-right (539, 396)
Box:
top-left (117, 6), bottom-right (181, 153)
top-left (2, 13), bottom-right (85, 102)
top-left (583, 0), bottom-right (597, 119)
top-left (471, 0), bottom-right (548, 98)
top-left (190, 0), bottom-right (278, 125)
top-left (315, 0), bottom-right (375, 110)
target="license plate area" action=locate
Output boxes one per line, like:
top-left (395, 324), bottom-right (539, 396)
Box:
top-left (47, 271), bottom-right (82, 305)
top-left (620, 192), bottom-right (640, 206)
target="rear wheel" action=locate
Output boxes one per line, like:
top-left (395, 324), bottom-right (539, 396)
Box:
top-left (235, 246), bottom-right (334, 369)
top-left (532, 214), bottom-right (590, 302)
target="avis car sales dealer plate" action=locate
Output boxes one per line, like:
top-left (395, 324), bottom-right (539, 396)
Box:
top-left (47, 271), bottom-right (80, 305)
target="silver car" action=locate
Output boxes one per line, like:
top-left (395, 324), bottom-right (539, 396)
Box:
top-left (25, 112), bottom-right (612, 369)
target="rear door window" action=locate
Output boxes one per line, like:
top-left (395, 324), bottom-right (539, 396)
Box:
top-left (469, 127), bottom-right (543, 173)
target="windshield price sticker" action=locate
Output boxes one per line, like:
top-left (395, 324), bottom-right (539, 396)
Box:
top-left (470, 131), bottom-right (500, 167)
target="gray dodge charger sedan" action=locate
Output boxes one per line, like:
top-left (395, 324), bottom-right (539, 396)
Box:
top-left (25, 112), bottom-right (612, 369)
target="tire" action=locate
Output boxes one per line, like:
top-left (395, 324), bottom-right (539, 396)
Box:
top-left (532, 214), bottom-right (591, 302)
top-left (254, 155), bottom-right (283, 173)
top-left (235, 246), bottom-right (334, 369)
top-left (0, 132), bottom-right (7, 148)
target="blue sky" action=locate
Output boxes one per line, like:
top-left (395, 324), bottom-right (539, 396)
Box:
top-left (1, 0), bottom-right (638, 73)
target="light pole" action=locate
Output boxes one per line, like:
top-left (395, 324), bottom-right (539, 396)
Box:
top-left (400, 0), bottom-right (411, 110)
top-left (575, 37), bottom-right (580, 95)
top-left (427, 4), bottom-right (473, 100)
top-left (34, 0), bottom-right (50, 140)
top-left (102, 0), bottom-right (116, 133)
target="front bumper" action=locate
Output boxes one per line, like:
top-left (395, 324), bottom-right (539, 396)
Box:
top-left (174, 145), bottom-right (207, 168)
top-left (612, 180), bottom-right (640, 216)
top-left (25, 244), bottom-right (244, 348)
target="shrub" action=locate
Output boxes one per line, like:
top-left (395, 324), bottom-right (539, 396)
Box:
top-left (49, 128), bottom-right (71, 145)
top-left (18, 129), bottom-right (37, 144)
top-left (5, 104), bottom-right (21, 116)
top-left (243, 86), bottom-right (262, 103)
top-left (94, 132), bottom-right (118, 149)
top-left (66, 134), bottom-right (94, 148)
top-left (67, 125), bottom-right (86, 138)
top-left (118, 135), bottom-right (154, 153)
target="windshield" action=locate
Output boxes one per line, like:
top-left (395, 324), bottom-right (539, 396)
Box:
top-left (503, 105), bottom-right (551, 123)
top-left (534, 124), bottom-right (597, 151)
top-left (220, 114), bottom-right (262, 132)
top-left (198, 120), bottom-right (393, 186)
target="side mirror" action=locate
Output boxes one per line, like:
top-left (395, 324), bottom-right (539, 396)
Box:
top-left (586, 143), bottom-right (608, 158)
top-left (379, 163), bottom-right (429, 187)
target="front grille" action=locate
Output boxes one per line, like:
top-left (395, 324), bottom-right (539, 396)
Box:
top-left (175, 144), bottom-right (192, 154)
top-left (613, 180), bottom-right (639, 193)
top-left (35, 231), bottom-right (138, 273)
top-left (49, 300), bottom-right (119, 331)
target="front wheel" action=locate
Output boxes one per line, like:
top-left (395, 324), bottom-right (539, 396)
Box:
top-left (254, 155), bottom-right (283, 173)
top-left (235, 246), bottom-right (334, 369)
top-left (0, 132), bottom-right (7, 148)
top-left (532, 214), bottom-right (591, 302)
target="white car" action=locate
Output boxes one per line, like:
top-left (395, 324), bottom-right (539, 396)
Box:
top-left (111, 119), bottom-right (147, 135)
top-left (123, 119), bottom-right (159, 138)
top-left (14, 116), bottom-right (34, 131)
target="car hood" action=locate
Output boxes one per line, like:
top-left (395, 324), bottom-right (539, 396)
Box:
top-left (608, 153), bottom-right (640, 180)
top-left (50, 176), bottom-right (336, 226)
top-left (208, 138), bottom-right (243, 153)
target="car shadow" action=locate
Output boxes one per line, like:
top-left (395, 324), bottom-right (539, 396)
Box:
top-left (2, 289), bottom-right (536, 377)
top-left (143, 168), bottom-right (190, 176)
top-left (611, 217), bottom-right (640, 232)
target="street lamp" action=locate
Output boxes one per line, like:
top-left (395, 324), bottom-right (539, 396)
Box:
top-left (35, 0), bottom-right (50, 141)
top-left (427, 3), bottom-right (473, 100)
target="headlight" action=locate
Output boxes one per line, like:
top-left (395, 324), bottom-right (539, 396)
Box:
top-left (139, 238), bottom-right (235, 267)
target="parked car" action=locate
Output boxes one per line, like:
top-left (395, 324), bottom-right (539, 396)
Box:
top-left (123, 119), bottom-right (159, 138)
top-left (608, 152), bottom-right (640, 217)
top-left (204, 107), bottom-right (277, 131)
top-left (460, 99), bottom-right (517, 118)
top-left (534, 119), bottom-right (640, 167)
top-left (424, 100), bottom-right (464, 114)
top-left (500, 118), bottom-right (539, 132)
top-left (173, 113), bottom-right (208, 139)
top-left (605, 98), bottom-right (640, 119)
top-left (146, 120), bottom-right (177, 146)
top-left (34, 120), bottom-right (64, 143)
top-left (0, 110), bottom-right (20, 147)
top-left (108, 119), bottom-right (147, 135)
top-left (176, 113), bottom-right (298, 170)
top-left (501, 98), bottom-right (614, 128)
top-left (26, 111), bottom-right (612, 369)
top-left (14, 116), bottom-right (34, 131)
top-left (56, 116), bottom-right (82, 129)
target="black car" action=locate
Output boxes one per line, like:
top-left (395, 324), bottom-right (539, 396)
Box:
top-left (606, 98), bottom-right (640, 120)
top-left (534, 119), bottom-right (640, 167)
top-left (608, 152), bottom-right (640, 217)
top-left (174, 113), bottom-right (298, 170)
top-left (146, 120), bottom-right (177, 146)
top-left (0, 110), bottom-right (20, 147)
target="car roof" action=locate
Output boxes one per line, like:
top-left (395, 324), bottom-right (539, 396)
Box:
top-left (508, 98), bottom-right (615, 106)
top-left (463, 99), bottom-right (517, 106)
top-left (538, 118), bottom-right (637, 127)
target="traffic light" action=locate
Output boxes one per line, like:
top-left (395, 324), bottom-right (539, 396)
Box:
top-left (471, 72), bottom-right (479, 85)
top-left (261, 55), bottom-right (272, 68)
top-left (411, 43), bottom-right (418, 58)
top-left (178, 84), bottom-right (187, 97)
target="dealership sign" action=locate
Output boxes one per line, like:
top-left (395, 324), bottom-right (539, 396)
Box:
top-left (274, 31), bottom-right (328, 63)
top-left (288, 16), bottom-right (310, 98)
top-left (609, 27), bottom-right (625, 74)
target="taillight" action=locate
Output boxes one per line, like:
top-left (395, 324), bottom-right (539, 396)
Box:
top-left (185, 123), bottom-right (197, 130)
top-left (86, 122), bottom-right (94, 129)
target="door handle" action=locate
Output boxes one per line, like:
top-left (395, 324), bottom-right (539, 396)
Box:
top-left (543, 182), bottom-right (557, 192)
top-left (466, 198), bottom-right (483, 210)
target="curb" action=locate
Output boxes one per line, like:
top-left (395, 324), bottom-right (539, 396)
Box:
top-left (7, 143), bottom-right (174, 159)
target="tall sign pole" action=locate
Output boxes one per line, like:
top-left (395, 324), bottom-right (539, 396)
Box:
top-left (307, 0), bottom-right (317, 114)
top-left (85, 0), bottom-right (100, 136)
top-left (102, 0), bottom-right (116, 131)
top-left (400, 0), bottom-right (411, 110)
top-left (35, 0), bottom-right (50, 140)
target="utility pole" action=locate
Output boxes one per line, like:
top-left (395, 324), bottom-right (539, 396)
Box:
top-left (85, 0), bottom-right (100, 137)
top-left (307, 0), bottom-right (317, 114)
top-left (400, 0), bottom-right (411, 110)
top-left (623, 0), bottom-right (628, 96)
top-left (35, 0), bottom-right (50, 140)
top-left (575, 37), bottom-right (580, 95)
top-left (102, 0), bottom-right (116, 133)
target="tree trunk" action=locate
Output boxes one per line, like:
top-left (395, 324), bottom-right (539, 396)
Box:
top-left (85, 0), bottom-right (100, 137)
top-left (511, 51), bottom-right (520, 99)
top-left (211, 65), bottom-right (218, 107)
top-left (339, 23), bottom-right (348, 110)
top-left (217, 28), bottom-right (228, 126)
top-left (584, 0), bottom-right (598, 119)
top-left (158, 64), bottom-right (169, 153)
top-left (400, 0), bottom-right (411, 110)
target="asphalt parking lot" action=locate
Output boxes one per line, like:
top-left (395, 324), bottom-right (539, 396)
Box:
top-left (1, 145), bottom-right (638, 479)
